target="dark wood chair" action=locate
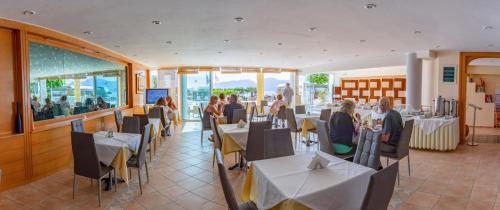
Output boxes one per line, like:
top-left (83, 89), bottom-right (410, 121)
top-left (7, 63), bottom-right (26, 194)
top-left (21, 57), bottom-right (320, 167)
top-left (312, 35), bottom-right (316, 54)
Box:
top-left (242, 121), bottom-right (272, 162)
top-left (215, 149), bottom-right (257, 210)
top-left (133, 114), bottom-right (154, 161)
top-left (71, 119), bottom-right (85, 133)
top-left (295, 105), bottom-right (306, 114)
top-left (122, 116), bottom-right (141, 134)
top-left (114, 110), bottom-right (123, 132)
top-left (199, 106), bottom-right (212, 145)
top-left (232, 109), bottom-right (247, 124)
top-left (71, 132), bottom-right (116, 207)
top-left (264, 128), bottom-right (294, 159)
top-left (209, 116), bottom-right (223, 168)
top-left (127, 123), bottom-right (152, 195)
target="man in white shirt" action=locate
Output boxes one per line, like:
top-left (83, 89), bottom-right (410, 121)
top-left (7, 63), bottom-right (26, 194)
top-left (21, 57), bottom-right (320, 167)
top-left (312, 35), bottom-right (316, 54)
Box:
top-left (282, 82), bottom-right (294, 105)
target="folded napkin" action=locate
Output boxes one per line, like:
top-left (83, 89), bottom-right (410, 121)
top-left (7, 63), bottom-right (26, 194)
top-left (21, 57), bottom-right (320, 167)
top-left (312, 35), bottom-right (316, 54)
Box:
top-left (237, 119), bottom-right (247, 128)
top-left (307, 152), bottom-right (331, 170)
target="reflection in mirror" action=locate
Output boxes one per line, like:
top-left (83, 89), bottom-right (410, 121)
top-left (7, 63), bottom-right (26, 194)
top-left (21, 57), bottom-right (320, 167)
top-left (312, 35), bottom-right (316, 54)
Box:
top-left (29, 42), bottom-right (128, 121)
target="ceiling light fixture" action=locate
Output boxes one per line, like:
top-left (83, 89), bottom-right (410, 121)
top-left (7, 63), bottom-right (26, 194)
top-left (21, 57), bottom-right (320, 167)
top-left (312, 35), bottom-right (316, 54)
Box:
top-left (322, 49), bottom-right (328, 52)
top-left (413, 30), bottom-right (422, 35)
top-left (360, 39), bottom-right (366, 43)
top-left (365, 4), bottom-right (377, 9)
top-left (488, 44), bottom-right (494, 47)
top-left (22, 10), bottom-right (36, 16)
top-left (435, 45), bottom-right (441, 49)
top-left (483, 26), bottom-right (494, 31)
top-left (218, 51), bottom-right (223, 54)
top-left (174, 52), bottom-right (178, 55)
top-left (355, 54), bottom-right (359, 57)
top-left (259, 52), bottom-right (263, 55)
top-left (83, 31), bottom-right (93, 35)
top-left (165, 41), bottom-right (172, 44)
top-left (234, 17), bottom-right (245, 22)
top-left (223, 39), bottom-right (230, 43)
top-left (114, 45), bottom-right (120, 48)
top-left (277, 42), bottom-right (283, 46)
top-left (308, 27), bottom-right (317, 32)
top-left (152, 20), bottom-right (162, 25)
top-left (390, 49), bottom-right (396, 52)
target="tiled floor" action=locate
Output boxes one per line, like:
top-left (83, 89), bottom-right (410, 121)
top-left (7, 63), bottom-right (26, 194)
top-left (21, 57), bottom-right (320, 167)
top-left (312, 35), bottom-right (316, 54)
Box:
top-left (1, 122), bottom-right (499, 210)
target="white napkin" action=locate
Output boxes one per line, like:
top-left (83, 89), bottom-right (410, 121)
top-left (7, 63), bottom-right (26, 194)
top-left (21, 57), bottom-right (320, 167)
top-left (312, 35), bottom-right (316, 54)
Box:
top-left (237, 119), bottom-right (246, 128)
top-left (307, 152), bottom-right (331, 170)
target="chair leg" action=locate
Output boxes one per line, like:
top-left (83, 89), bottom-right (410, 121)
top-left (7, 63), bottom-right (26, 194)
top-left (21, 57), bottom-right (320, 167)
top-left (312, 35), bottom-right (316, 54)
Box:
top-left (98, 178), bottom-right (102, 207)
top-left (386, 157), bottom-right (389, 167)
top-left (114, 169), bottom-right (117, 192)
top-left (200, 129), bottom-right (204, 145)
top-left (408, 154), bottom-right (411, 176)
top-left (73, 173), bottom-right (76, 199)
top-left (129, 168), bottom-right (132, 180)
top-left (212, 149), bottom-right (216, 168)
top-left (397, 171), bottom-right (400, 186)
top-left (145, 162), bottom-right (150, 183)
top-left (138, 168), bottom-right (143, 195)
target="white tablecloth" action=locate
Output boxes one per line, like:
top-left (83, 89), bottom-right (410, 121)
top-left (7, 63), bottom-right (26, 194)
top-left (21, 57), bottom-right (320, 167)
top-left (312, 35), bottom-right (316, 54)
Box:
top-left (409, 117), bottom-right (459, 151)
top-left (93, 131), bottom-right (142, 166)
top-left (245, 151), bottom-right (374, 210)
top-left (414, 117), bottom-right (457, 134)
top-left (149, 118), bottom-right (161, 134)
top-left (218, 124), bottom-right (249, 154)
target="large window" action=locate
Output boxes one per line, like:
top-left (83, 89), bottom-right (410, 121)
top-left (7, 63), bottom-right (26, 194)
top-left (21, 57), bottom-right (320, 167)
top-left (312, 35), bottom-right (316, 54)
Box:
top-left (181, 72), bottom-right (211, 120)
top-left (29, 42), bottom-right (127, 121)
top-left (303, 73), bottom-right (330, 106)
top-left (263, 72), bottom-right (292, 103)
top-left (213, 72), bottom-right (257, 102)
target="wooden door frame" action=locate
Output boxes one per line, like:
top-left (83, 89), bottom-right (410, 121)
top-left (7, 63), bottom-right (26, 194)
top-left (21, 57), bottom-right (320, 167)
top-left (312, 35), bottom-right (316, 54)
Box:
top-left (458, 52), bottom-right (500, 144)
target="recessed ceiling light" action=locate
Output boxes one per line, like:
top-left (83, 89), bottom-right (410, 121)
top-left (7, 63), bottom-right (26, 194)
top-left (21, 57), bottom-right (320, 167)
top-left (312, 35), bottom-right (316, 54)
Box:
top-left (328, 59), bottom-right (333, 62)
top-left (322, 49), bottom-right (328, 52)
top-left (22, 10), bottom-right (36, 16)
top-left (435, 45), bottom-right (441, 49)
top-left (277, 42), bottom-right (283, 46)
top-left (360, 39), bottom-right (366, 43)
top-left (174, 52), bottom-right (178, 55)
top-left (132, 54), bottom-right (137, 57)
top-left (114, 45), bottom-right (120, 48)
top-left (217, 51), bottom-right (223, 54)
top-left (298, 56), bottom-right (302, 58)
top-left (483, 26), bottom-right (494, 31)
top-left (488, 44), bottom-right (494, 47)
top-left (83, 31), bottom-right (93, 35)
top-left (355, 54), bottom-right (359, 57)
top-left (413, 30), bottom-right (422, 35)
top-left (223, 39), bottom-right (230, 43)
top-left (152, 20), bottom-right (162, 25)
top-left (308, 27), bottom-right (317, 32)
top-left (165, 41), bottom-right (172, 44)
top-left (390, 49), bottom-right (396, 52)
top-left (234, 17), bottom-right (245, 22)
top-left (365, 4), bottom-right (377, 9)
top-left (259, 52), bottom-right (263, 55)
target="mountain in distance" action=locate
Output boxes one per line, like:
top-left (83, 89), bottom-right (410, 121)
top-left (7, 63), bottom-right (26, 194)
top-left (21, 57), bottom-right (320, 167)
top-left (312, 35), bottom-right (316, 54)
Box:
top-left (213, 78), bottom-right (288, 91)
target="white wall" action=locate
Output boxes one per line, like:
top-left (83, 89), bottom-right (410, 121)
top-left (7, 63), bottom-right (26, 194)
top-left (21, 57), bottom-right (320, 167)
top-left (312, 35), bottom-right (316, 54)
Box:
top-left (434, 51), bottom-right (460, 99)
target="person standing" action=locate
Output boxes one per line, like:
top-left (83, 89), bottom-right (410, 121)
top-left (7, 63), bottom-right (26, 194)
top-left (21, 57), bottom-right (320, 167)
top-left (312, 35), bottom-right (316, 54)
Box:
top-left (282, 82), bottom-right (294, 105)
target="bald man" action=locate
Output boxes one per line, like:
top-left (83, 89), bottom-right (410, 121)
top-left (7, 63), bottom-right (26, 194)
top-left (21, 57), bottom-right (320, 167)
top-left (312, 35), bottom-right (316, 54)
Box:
top-left (378, 97), bottom-right (403, 153)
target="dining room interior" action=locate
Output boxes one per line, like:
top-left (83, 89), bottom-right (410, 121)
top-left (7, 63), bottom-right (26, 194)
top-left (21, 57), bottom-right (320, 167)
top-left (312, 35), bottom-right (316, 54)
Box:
top-left (0, 1), bottom-right (500, 210)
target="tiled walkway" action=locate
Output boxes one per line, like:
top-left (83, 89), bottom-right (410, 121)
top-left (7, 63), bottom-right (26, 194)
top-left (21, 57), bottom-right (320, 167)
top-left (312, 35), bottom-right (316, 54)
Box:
top-left (0, 122), bottom-right (499, 210)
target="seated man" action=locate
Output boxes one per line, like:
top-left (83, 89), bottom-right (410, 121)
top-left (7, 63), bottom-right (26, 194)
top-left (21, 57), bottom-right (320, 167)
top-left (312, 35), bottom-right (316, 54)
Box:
top-left (378, 97), bottom-right (403, 153)
top-left (223, 94), bottom-right (244, 124)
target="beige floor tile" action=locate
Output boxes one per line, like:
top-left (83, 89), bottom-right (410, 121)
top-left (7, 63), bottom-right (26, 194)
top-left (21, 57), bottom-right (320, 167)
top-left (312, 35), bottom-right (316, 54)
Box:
top-left (405, 191), bottom-right (440, 208)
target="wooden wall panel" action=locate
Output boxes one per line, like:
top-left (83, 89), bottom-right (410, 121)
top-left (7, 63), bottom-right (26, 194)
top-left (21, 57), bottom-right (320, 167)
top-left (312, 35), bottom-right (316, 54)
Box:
top-left (340, 77), bottom-right (406, 103)
top-left (0, 135), bottom-right (26, 190)
top-left (0, 28), bottom-right (17, 136)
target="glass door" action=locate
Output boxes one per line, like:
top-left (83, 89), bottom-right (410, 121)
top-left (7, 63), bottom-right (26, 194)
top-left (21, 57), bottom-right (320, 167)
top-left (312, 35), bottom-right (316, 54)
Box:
top-left (181, 72), bottom-right (212, 120)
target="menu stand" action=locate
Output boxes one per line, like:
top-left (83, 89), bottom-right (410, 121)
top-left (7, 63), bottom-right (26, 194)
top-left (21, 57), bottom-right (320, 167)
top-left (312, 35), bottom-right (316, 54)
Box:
top-left (467, 104), bottom-right (482, 146)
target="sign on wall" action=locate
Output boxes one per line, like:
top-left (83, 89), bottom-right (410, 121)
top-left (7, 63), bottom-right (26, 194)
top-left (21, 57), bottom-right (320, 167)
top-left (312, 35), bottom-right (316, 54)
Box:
top-left (442, 65), bottom-right (457, 84)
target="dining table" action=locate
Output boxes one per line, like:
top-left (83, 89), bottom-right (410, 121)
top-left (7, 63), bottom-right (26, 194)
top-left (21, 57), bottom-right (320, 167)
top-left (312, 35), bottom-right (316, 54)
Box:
top-left (93, 131), bottom-right (142, 188)
top-left (295, 113), bottom-right (320, 138)
top-left (241, 151), bottom-right (375, 210)
top-left (217, 123), bottom-right (249, 170)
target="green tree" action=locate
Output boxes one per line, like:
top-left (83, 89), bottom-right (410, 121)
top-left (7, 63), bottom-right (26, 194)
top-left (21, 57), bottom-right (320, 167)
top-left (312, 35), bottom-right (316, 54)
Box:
top-left (46, 79), bottom-right (64, 89)
top-left (307, 73), bottom-right (329, 85)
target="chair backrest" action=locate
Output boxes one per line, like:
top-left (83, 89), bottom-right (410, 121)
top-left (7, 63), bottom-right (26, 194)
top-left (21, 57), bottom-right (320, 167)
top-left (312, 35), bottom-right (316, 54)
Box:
top-left (232, 109), bottom-right (247, 124)
top-left (315, 120), bottom-right (335, 156)
top-left (353, 129), bottom-right (382, 170)
top-left (210, 116), bottom-right (223, 150)
top-left (215, 149), bottom-right (240, 210)
top-left (198, 106), bottom-right (204, 121)
top-left (285, 108), bottom-right (299, 132)
top-left (71, 132), bottom-right (101, 179)
top-left (264, 128), bottom-right (294, 159)
top-left (148, 107), bottom-right (162, 118)
top-left (249, 104), bottom-right (255, 122)
top-left (295, 105), bottom-right (306, 114)
top-left (397, 119), bottom-right (414, 157)
top-left (122, 116), bottom-right (141, 134)
top-left (114, 110), bottom-right (123, 132)
top-left (71, 119), bottom-right (85, 133)
top-left (136, 124), bottom-right (152, 166)
top-left (319, 109), bottom-right (332, 122)
top-left (133, 114), bottom-right (149, 134)
top-left (361, 162), bottom-right (399, 210)
top-left (267, 113), bottom-right (274, 122)
top-left (277, 106), bottom-right (287, 120)
top-left (246, 121), bottom-right (272, 161)
top-left (143, 105), bottom-right (149, 115)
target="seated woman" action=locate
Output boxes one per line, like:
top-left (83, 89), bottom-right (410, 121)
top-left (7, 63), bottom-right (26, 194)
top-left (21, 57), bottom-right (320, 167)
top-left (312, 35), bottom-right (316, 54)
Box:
top-left (217, 93), bottom-right (226, 114)
top-left (154, 97), bottom-right (167, 107)
top-left (41, 98), bottom-right (54, 119)
top-left (165, 96), bottom-right (177, 111)
top-left (97, 97), bottom-right (108, 109)
top-left (85, 98), bottom-right (97, 111)
top-left (202, 96), bottom-right (221, 129)
top-left (329, 99), bottom-right (362, 155)
top-left (269, 94), bottom-right (287, 114)
top-left (59, 95), bottom-right (71, 116)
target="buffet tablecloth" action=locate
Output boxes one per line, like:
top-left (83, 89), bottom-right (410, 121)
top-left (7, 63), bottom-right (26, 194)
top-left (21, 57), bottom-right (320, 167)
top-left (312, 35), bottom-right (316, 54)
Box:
top-left (94, 131), bottom-right (142, 184)
top-left (218, 124), bottom-right (249, 155)
top-left (409, 117), bottom-right (459, 151)
top-left (241, 152), bottom-right (374, 210)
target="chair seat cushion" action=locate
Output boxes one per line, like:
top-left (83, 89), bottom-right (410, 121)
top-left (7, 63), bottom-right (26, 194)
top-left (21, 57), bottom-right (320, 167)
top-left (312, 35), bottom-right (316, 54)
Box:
top-left (238, 201), bottom-right (258, 210)
top-left (332, 143), bottom-right (353, 155)
top-left (126, 155), bottom-right (139, 167)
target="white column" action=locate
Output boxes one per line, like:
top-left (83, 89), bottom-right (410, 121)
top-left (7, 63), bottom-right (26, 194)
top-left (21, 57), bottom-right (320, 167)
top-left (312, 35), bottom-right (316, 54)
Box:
top-left (406, 52), bottom-right (422, 112)
top-left (421, 59), bottom-right (435, 108)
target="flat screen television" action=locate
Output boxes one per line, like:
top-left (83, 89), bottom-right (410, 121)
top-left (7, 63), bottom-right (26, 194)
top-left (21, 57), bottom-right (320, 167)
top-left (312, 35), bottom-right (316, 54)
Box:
top-left (146, 88), bottom-right (169, 104)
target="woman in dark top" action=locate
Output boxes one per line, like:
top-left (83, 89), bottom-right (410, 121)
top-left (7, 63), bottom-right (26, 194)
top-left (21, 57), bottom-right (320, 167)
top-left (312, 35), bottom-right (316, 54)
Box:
top-left (329, 99), bottom-right (361, 154)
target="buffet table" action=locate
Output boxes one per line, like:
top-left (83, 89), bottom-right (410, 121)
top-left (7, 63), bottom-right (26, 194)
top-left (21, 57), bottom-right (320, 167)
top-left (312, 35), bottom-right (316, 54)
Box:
top-left (409, 117), bottom-right (459, 151)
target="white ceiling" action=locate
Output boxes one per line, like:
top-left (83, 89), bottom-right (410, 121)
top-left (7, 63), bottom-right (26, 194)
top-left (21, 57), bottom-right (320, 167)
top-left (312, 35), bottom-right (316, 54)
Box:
top-left (1, 0), bottom-right (500, 70)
